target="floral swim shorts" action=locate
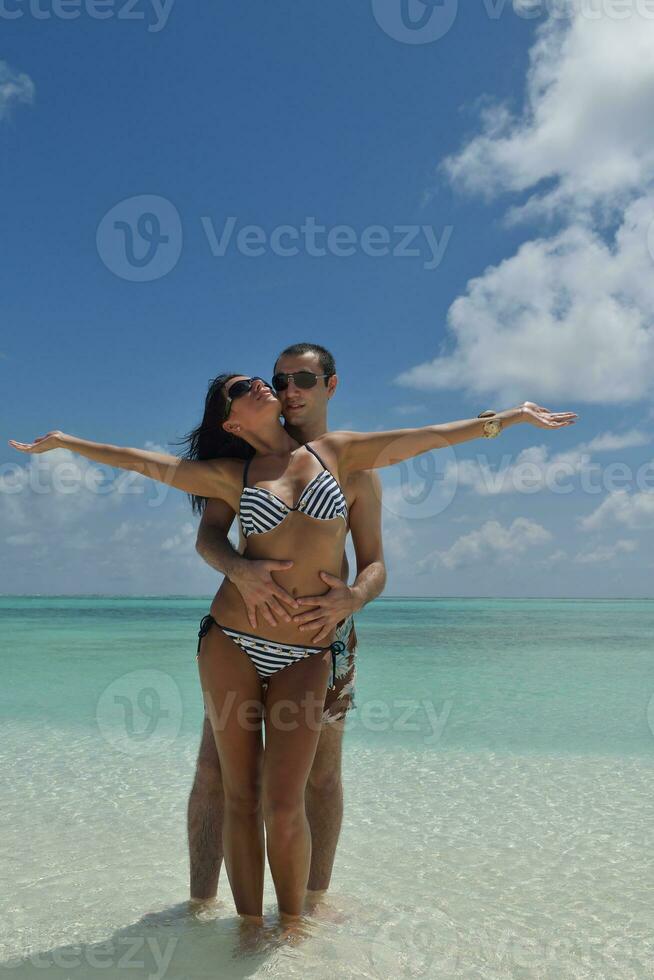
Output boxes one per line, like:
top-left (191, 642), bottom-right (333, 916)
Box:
top-left (321, 615), bottom-right (358, 725)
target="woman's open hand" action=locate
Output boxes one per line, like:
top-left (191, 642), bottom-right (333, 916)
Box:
top-left (520, 402), bottom-right (578, 429)
top-left (8, 431), bottom-right (65, 454)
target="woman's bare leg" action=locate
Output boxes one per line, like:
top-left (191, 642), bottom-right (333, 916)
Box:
top-left (262, 650), bottom-right (332, 919)
top-left (197, 625), bottom-right (265, 919)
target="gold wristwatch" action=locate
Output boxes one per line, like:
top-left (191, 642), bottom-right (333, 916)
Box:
top-left (477, 410), bottom-right (502, 438)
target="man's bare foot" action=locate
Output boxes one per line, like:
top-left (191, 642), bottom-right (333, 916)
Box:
top-left (187, 896), bottom-right (222, 916)
top-left (304, 890), bottom-right (346, 923)
top-left (304, 889), bottom-right (326, 913)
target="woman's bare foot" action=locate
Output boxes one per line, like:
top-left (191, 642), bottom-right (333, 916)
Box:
top-left (236, 912), bottom-right (266, 955)
top-left (239, 912), bottom-right (264, 927)
top-left (278, 912), bottom-right (312, 944)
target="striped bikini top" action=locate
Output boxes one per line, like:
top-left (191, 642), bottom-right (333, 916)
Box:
top-left (239, 443), bottom-right (348, 538)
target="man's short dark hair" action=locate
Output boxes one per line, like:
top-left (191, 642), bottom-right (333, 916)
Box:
top-left (274, 343), bottom-right (336, 383)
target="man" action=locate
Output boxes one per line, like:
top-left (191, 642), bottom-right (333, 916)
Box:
top-left (187, 342), bottom-right (386, 904)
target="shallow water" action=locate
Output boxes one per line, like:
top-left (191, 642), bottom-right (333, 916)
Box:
top-left (2, 596), bottom-right (654, 978)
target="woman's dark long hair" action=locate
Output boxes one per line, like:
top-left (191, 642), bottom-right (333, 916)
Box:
top-left (173, 373), bottom-right (256, 516)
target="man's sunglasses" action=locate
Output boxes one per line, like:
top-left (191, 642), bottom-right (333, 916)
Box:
top-left (223, 377), bottom-right (272, 421)
top-left (272, 371), bottom-right (331, 392)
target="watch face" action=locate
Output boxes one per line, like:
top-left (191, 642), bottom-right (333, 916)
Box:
top-left (484, 419), bottom-right (501, 436)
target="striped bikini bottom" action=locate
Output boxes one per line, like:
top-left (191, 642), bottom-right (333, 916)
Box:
top-left (196, 614), bottom-right (345, 688)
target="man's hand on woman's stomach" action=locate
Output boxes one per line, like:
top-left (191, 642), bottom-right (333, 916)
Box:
top-left (291, 571), bottom-right (360, 644)
top-left (227, 556), bottom-right (300, 629)
top-left (225, 556), bottom-right (345, 631)
top-left (215, 533), bottom-right (345, 633)
top-left (224, 520), bottom-right (347, 629)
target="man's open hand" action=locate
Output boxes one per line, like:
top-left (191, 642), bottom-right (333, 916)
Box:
top-left (229, 559), bottom-right (300, 629)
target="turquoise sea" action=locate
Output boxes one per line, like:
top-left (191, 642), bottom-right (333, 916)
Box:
top-left (1, 596), bottom-right (654, 979)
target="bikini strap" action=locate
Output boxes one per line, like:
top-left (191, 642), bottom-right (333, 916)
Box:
top-left (304, 442), bottom-right (328, 471)
top-left (305, 441), bottom-right (344, 488)
top-left (243, 455), bottom-right (253, 487)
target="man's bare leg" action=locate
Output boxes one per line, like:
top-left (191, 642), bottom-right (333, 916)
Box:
top-left (187, 713), bottom-right (225, 903)
top-left (304, 717), bottom-right (346, 895)
top-left (187, 712), bottom-right (346, 902)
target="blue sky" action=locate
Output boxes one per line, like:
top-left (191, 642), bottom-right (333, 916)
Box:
top-left (2, 1), bottom-right (654, 597)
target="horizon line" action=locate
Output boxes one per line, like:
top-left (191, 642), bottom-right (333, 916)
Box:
top-left (1, 594), bottom-right (653, 601)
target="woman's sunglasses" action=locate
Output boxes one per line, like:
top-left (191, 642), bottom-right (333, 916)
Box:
top-left (272, 371), bottom-right (331, 392)
top-left (223, 377), bottom-right (272, 421)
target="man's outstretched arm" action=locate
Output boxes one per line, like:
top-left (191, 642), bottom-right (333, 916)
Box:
top-left (195, 498), bottom-right (300, 628)
top-left (292, 469), bottom-right (387, 642)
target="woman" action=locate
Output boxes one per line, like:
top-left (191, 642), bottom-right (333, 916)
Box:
top-left (9, 375), bottom-right (577, 924)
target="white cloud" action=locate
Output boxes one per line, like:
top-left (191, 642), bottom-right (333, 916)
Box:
top-left (579, 489), bottom-right (654, 530)
top-left (0, 448), bottom-right (215, 594)
top-left (0, 60), bottom-right (34, 121)
top-left (161, 521), bottom-right (196, 554)
top-left (396, 201), bottom-right (654, 404)
top-left (399, 11), bottom-right (654, 406)
top-left (5, 531), bottom-right (39, 547)
top-left (1, 450), bottom-right (116, 532)
top-left (582, 429), bottom-right (651, 452)
top-left (441, 12), bottom-right (654, 223)
top-left (446, 429), bottom-right (647, 496)
top-left (574, 538), bottom-right (638, 564)
top-left (111, 521), bottom-right (134, 542)
top-left (537, 548), bottom-right (568, 568)
top-left (417, 517), bottom-right (551, 571)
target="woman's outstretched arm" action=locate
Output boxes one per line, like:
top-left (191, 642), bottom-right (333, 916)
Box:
top-left (8, 430), bottom-right (232, 499)
top-left (324, 402), bottom-right (578, 475)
